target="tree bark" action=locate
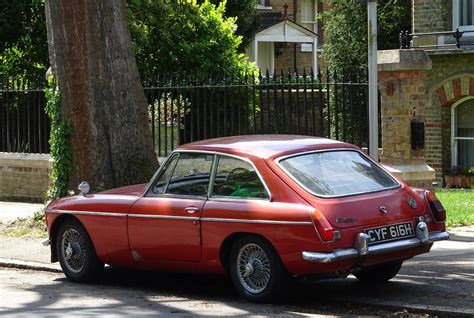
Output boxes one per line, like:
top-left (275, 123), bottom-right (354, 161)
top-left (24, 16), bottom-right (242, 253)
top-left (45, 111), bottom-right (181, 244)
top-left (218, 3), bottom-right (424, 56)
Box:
top-left (44, 0), bottom-right (158, 190)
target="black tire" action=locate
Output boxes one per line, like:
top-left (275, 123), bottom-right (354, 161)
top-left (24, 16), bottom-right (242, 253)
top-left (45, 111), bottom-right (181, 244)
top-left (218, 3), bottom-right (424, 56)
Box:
top-left (56, 218), bottom-right (104, 283)
top-left (229, 235), bottom-right (288, 303)
top-left (354, 260), bottom-right (403, 282)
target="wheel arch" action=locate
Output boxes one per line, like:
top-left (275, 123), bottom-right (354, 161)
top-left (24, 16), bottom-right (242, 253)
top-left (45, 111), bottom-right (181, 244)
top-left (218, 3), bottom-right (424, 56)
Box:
top-left (49, 214), bottom-right (84, 262)
top-left (219, 232), bottom-right (285, 273)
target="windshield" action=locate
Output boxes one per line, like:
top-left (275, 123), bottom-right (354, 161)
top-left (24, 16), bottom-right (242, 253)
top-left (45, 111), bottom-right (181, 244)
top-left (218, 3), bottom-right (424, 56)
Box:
top-left (278, 150), bottom-right (399, 197)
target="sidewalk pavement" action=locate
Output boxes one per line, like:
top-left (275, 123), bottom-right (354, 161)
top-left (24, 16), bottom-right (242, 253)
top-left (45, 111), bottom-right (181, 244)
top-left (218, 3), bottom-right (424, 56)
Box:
top-left (0, 200), bottom-right (473, 273)
top-left (0, 201), bottom-right (59, 271)
top-left (0, 201), bottom-right (44, 222)
top-left (0, 235), bottom-right (61, 272)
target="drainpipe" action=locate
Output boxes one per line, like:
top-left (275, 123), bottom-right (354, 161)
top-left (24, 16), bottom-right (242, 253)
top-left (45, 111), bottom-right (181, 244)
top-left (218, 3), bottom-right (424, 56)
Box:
top-left (293, 0), bottom-right (297, 72)
top-left (368, 0), bottom-right (378, 161)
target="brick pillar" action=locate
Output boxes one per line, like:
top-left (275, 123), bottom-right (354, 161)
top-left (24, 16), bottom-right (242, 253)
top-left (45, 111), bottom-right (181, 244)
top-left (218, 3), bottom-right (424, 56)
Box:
top-left (378, 50), bottom-right (435, 188)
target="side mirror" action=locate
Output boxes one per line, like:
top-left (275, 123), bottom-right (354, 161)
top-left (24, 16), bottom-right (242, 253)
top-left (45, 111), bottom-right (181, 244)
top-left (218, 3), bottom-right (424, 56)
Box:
top-left (78, 181), bottom-right (90, 196)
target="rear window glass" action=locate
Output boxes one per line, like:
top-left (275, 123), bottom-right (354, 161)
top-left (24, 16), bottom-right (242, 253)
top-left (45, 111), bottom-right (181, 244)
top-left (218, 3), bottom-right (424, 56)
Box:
top-left (278, 150), bottom-right (399, 197)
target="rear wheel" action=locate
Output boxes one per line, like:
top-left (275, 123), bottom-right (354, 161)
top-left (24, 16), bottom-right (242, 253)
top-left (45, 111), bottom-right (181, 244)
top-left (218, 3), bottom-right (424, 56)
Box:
top-left (56, 219), bottom-right (103, 282)
top-left (229, 235), bottom-right (288, 303)
top-left (354, 260), bottom-right (403, 282)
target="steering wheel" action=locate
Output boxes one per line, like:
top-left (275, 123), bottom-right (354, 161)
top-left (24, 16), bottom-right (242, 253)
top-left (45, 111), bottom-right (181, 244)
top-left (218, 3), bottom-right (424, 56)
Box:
top-left (226, 167), bottom-right (250, 184)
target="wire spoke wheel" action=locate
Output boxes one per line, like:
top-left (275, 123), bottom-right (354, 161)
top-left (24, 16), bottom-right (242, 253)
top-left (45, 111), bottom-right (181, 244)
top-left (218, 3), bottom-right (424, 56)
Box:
top-left (236, 243), bottom-right (271, 294)
top-left (60, 228), bottom-right (87, 274)
top-left (56, 219), bottom-right (103, 283)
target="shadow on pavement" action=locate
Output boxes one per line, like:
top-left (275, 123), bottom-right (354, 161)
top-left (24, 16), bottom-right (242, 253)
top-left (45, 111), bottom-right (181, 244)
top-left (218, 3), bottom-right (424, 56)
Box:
top-left (2, 253), bottom-right (473, 317)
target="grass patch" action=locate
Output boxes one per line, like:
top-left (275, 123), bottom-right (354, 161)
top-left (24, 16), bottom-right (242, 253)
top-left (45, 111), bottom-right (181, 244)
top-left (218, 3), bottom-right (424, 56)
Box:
top-left (436, 190), bottom-right (474, 227)
top-left (0, 209), bottom-right (47, 238)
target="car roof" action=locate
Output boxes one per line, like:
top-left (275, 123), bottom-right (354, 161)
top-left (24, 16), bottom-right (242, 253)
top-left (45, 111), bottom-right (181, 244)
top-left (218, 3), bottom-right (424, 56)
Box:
top-left (176, 135), bottom-right (359, 159)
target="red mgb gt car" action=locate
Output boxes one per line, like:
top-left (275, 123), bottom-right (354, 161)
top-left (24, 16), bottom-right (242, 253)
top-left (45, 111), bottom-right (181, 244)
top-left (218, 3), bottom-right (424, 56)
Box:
top-left (44, 135), bottom-right (449, 302)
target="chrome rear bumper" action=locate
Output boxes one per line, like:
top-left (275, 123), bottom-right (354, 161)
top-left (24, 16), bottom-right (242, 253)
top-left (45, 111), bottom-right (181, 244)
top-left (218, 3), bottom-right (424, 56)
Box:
top-left (302, 222), bottom-right (450, 263)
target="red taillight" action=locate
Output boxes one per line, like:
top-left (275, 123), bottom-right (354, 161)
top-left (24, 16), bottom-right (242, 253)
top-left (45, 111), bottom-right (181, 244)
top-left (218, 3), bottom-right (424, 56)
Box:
top-left (311, 209), bottom-right (334, 241)
top-left (425, 190), bottom-right (446, 222)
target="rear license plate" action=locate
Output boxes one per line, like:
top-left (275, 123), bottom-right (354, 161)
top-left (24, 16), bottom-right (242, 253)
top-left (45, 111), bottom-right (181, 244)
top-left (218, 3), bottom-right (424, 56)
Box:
top-left (364, 222), bottom-right (415, 245)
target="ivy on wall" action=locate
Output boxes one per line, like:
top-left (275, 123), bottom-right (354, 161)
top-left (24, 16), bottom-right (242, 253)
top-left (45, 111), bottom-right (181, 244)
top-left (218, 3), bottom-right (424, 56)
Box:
top-left (44, 77), bottom-right (72, 200)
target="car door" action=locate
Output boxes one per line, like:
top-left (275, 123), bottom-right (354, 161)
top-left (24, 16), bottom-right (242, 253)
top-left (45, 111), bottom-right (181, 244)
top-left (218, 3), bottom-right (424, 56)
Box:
top-left (202, 154), bottom-right (276, 236)
top-left (128, 152), bottom-right (214, 262)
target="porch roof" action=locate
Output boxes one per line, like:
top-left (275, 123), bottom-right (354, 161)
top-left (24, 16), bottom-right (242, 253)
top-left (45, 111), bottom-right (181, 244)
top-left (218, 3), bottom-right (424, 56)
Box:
top-left (254, 19), bottom-right (318, 43)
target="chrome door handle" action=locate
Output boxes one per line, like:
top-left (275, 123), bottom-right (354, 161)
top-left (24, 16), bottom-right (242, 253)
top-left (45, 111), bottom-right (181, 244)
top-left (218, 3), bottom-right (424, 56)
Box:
top-left (184, 207), bottom-right (200, 214)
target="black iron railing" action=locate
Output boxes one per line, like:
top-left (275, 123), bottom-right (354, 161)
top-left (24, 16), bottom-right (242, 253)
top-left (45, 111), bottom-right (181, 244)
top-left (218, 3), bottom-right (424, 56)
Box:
top-left (1, 68), bottom-right (372, 156)
top-left (143, 68), bottom-right (370, 157)
top-left (400, 28), bottom-right (474, 50)
top-left (0, 78), bottom-right (50, 153)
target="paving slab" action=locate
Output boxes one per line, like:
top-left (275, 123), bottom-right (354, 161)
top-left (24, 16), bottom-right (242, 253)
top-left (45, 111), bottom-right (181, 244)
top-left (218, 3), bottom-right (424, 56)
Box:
top-left (0, 201), bottom-right (44, 222)
top-left (0, 235), bottom-right (50, 264)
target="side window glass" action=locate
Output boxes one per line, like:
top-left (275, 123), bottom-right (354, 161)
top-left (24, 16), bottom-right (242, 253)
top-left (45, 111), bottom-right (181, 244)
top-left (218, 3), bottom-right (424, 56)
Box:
top-left (212, 156), bottom-right (269, 199)
top-left (152, 154), bottom-right (179, 194)
top-left (166, 153), bottom-right (213, 196)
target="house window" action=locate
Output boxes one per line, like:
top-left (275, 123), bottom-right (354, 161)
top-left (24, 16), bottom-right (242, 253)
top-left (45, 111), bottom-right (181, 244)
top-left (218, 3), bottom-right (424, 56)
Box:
top-left (301, 0), bottom-right (316, 32)
top-left (452, 97), bottom-right (474, 168)
top-left (256, 0), bottom-right (271, 9)
top-left (453, 0), bottom-right (474, 31)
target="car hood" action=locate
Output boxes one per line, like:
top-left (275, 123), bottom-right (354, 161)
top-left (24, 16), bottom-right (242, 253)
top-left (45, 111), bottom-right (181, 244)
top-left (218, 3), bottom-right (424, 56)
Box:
top-left (99, 183), bottom-right (148, 196)
top-left (46, 183), bottom-right (148, 214)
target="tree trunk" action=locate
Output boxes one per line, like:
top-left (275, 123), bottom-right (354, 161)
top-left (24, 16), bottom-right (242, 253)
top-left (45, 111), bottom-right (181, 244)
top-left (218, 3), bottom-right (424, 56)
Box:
top-left (44, 0), bottom-right (158, 190)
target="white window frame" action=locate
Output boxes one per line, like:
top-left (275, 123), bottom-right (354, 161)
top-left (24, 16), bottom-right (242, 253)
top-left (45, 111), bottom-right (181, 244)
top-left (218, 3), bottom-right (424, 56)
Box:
top-left (300, 0), bottom-right (317, 33)
top-left (453, 0), bottom-right (474, 32)
top-left (256, 0), bottom-right (272, 10)
top-left (451, 96), bottom-right (474, 166)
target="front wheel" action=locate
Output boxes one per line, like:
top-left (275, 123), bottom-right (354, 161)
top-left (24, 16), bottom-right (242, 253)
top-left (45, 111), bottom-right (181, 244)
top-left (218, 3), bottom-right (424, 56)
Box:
top-left (229, 235), bottom-right (288, 303)
top-left (354, 260), bottom-right (403, 282)
top-left (56, 218), bottom-right (103, 283)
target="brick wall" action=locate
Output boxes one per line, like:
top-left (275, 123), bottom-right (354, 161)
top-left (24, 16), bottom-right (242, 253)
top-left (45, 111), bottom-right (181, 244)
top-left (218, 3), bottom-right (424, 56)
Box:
top-left (412, 0), bottom-right (452, 33)
top-left (0, 153), bottom-right (51, 203)
top-left (425, 52), bottom-right (474, 180)
top-left (377, 50), bottom-right (435, 188)
top-left (378, 70), bottom-right (427, 165)
top-left (274, 43), bottom-right (313, 73)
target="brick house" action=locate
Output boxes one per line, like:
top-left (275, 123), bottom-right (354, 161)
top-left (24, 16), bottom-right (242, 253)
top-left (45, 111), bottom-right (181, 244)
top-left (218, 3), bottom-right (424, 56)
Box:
top-left (409, 0), bottom-right (474, 184)
top-left (246, 0), bottom-right (322, 74)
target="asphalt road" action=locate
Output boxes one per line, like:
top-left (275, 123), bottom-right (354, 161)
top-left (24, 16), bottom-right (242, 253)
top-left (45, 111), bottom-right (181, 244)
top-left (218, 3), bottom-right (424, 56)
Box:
top-left (0, 268), bottom-right (404, 317)
top-left (1, 238), bottom-right (473, 317)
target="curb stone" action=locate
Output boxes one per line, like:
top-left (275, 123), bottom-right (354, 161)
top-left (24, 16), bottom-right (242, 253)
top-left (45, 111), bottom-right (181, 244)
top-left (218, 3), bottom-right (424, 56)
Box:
top-left (0, 257), bottom-right (62, 273)
top-left (449, 232), bottom-right (474, 242)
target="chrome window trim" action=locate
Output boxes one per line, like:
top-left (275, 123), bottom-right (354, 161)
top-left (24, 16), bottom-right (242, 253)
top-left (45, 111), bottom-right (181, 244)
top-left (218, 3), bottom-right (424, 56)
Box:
top-left (276, 148), bottom-right (401, 199)
top-left (147, 149), bottom-right (272, 201)
top-left (201, 217), bottom-right (312, 225)
top-left (208, 153), bottom-right (271, 201)
top-left (163, 153), bottom-right (181, 194)
top-left (207, 154), bottom-right (218, 198)
top-left (143, 153), bottom-right (180, 195)
top-left (146, 152), bottom-right (213, 198)
top-left (207, 196), bottom-right (271, 203)
top-left (45, 209), bottom-right (126, 217)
